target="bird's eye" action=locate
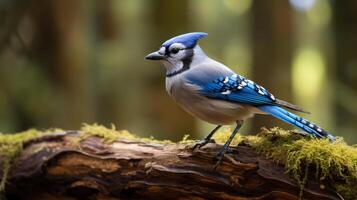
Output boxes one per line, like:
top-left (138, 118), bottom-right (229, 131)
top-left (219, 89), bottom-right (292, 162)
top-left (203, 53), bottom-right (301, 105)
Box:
top-left (170, 48), bottom-right (180, 54)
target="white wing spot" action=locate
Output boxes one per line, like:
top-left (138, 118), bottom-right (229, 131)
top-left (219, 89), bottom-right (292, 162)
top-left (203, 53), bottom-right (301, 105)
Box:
top-left (317, 128), bottom-right (322, 132)
top-left (221, 90), bottom-right (231, 95)
top-left (223, 77), bottom-right (229, 83)
top-left (258, 90), bottom-right (265, 95)
top-left (309, 124), bottom-right (314, 128)
top-left (241, 81), bottom-right (247, 86)
top-left (270, 94), bottom-right (276, 101)
top-left (301, 119), bottom-right (307, 124)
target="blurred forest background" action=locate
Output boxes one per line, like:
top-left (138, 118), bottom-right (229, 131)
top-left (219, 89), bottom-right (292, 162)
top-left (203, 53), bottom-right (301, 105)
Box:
top-left (0, 0), bottom-right (356, 143)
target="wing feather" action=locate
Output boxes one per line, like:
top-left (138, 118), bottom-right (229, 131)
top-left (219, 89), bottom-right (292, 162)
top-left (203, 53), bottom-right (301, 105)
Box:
top-left (187, 73), bottom-right (308, 113)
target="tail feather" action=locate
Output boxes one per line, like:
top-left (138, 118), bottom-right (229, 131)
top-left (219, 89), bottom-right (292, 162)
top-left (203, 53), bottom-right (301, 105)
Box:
top-left (258, 105), bottom-right (336, 141)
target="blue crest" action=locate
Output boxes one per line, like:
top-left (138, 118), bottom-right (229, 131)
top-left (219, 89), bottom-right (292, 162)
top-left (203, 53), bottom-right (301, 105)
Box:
top-left (162, 32), bottom-right (208, 48)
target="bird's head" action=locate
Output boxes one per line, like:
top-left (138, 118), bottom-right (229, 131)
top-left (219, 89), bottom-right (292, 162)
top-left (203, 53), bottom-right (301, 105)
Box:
top-left (145, 32), bottom-right (208, 75)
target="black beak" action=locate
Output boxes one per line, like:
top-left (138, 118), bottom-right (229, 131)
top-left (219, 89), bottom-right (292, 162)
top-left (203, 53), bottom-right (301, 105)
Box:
top-left (145, 51), bottom-right (165, 60)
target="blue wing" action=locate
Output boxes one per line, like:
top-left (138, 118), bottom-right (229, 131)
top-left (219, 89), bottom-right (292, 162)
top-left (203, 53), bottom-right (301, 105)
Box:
top-left (187, 73), bottom-right (307, 112)
top-left (188, 73), bottom-right (278, 106)
top-left (186, 73), bottom-right (335, 140)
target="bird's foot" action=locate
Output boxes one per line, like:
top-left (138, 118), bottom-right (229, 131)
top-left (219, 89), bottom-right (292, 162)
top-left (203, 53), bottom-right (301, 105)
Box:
top-left (192, 138), bottom-right (215, 150)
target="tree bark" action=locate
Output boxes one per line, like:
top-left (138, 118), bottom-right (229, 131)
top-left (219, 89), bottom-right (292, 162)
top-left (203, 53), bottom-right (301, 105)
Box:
top-left (1, 131), bottom-right (340, 200)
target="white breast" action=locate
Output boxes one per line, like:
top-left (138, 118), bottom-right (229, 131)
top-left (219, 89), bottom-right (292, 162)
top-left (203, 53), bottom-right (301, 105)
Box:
top-left (165, 76), bottom-right (258, 125)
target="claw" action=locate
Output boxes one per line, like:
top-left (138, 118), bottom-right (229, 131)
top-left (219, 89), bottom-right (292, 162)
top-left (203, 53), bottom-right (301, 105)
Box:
top-left (212, 151), bottom-right (225, 171)
top-left (193, 125), bottom-right (222, 151)
top-left (192, 139), bottom-right (214, 150)
top-left (192, 141), bottom-right (204, 151)
top-left (212, 121), bottom-right (243, 171)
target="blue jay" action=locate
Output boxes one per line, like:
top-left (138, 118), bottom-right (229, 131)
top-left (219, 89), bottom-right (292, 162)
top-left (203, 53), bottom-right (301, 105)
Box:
top-left (145, 32), bottom-right (336, 168)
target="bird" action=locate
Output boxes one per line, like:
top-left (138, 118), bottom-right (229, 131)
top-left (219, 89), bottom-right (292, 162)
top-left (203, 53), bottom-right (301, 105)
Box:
top-left (145, 32), bottom-right (336, 169)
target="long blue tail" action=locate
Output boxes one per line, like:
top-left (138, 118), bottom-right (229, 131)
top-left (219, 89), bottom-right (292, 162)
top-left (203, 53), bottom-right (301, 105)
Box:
top-left (258, 105), bottom-right (336, 141)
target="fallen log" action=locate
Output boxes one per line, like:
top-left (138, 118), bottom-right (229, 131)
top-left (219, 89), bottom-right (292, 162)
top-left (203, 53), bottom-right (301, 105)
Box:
top-left (0, 125), bottom-right (350, 200)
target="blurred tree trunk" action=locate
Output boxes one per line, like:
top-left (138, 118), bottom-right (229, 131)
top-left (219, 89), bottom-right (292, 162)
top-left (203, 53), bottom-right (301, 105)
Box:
top-left (250, 0), bottom-right (294, 133)
top-left (147, 0), bottom-right (196, 141)
top-left (335, 0), bottom-right (357, 141)
top-left (28, 0), bottom-right (94, 128)
top-left (0, 0), bottom-right (28, 53)
top-left (92, 0), bottom-right (122, 125)
top-left (0, 0), bottom-right (35, 131)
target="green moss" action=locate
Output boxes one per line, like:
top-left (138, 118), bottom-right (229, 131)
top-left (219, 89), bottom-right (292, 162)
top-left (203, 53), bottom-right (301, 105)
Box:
top-left (178, 134), bottom-right (196, 144)
top-left (209, 127), bottom-right (357, 199)
top-left (80, 123), bottom-right (122, 143)
top-left (1, 124), bottom-right (356, 199)
top-left (80, 123), bottom-right (173, 144)
top-left (242, 127), bottom-right (357, 199)
top-left (213, 127), bottom-right (242, 146)
top-left (0, 124), bottom-right (174, 192)
top-left (334, 183), bottom-right (357, 200)
top-left (0, 129), bottom-right (49, 191)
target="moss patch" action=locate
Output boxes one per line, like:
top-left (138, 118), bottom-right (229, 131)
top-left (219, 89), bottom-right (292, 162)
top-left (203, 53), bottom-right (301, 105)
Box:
top-left (80, 123), bottom-right (124, 143)
top-left (80, 123), bottom-right (174, 144)
top-left (214, 127), bottom-right (357, 199)
top-left (0, 129), bottom-right (52, 191)
top-left (178, 134), bottom-right (196, 145)
top-left (213, 127), bottom-right (242, 146)
top-left (1, 124), bottom-right (357, 199)
top-left (0, 124), bottom-right (177, 192)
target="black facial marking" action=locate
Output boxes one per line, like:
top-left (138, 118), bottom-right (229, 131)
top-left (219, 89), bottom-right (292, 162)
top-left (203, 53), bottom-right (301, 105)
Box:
top-left (164, 47), bottom-right (170, 56)
top-left (166, 48), bottom-right (194, 78)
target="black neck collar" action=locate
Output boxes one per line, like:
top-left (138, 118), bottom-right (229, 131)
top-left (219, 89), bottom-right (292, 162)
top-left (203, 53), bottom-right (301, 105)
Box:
top-left (166, 63), bottom-right (190, 77)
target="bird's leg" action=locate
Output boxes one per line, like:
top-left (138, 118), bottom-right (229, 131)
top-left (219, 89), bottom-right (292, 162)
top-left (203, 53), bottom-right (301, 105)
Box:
top-left (213, 121), bottom-right (243, 170)
top-left (193, 125), bottom-right (222, 150)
